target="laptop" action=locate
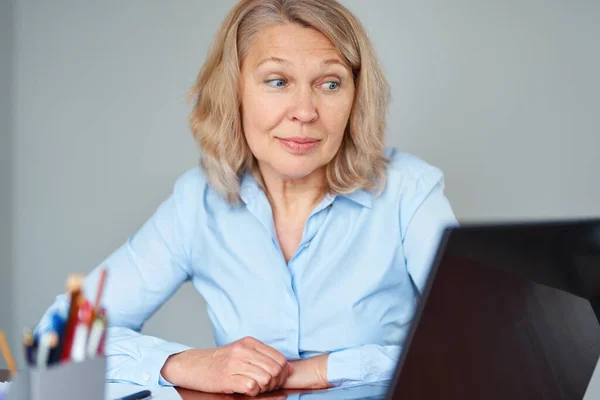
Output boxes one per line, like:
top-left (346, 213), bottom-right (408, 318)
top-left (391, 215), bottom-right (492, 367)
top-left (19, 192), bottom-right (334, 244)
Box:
top-left (299, 219), bottom-right (600, 400)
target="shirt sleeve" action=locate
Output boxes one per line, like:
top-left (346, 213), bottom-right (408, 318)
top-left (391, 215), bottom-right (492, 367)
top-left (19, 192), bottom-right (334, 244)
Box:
top-left (34, 169), bottom-right (202, 386)
top-left (327, 166), bottom-right (458, 387)
top-left (327, 344), bottom-right (401, 387)
top-left (401, 165), bottom-right (458, 293)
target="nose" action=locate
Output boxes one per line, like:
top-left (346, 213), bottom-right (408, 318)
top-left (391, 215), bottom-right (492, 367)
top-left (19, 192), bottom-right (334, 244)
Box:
top-left (288, 87), bottom-right (318, 123)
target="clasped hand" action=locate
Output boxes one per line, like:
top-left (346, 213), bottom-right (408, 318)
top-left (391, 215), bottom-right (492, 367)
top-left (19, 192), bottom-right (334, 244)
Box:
top-left (161, 336), bottom-right (330, 396)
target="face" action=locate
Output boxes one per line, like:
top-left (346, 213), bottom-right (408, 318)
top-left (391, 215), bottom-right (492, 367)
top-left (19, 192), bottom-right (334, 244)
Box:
top-left (240, 23), bottom-right (355, 181)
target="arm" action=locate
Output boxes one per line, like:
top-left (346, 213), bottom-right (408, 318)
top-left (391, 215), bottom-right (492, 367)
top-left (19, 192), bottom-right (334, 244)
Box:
top-left (401, 167), bottom-right (458, 294)
top-left (36, 171), bottom-right (292, 395)
top-left (285, 167), bottom-right (457, 388)
top-left (35, 170), bottom-right (200, 386)
top-left (283, 346), bottom-right (400, 389)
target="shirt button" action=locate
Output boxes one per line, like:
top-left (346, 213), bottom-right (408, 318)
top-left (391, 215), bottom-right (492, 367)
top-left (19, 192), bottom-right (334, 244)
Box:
top-left (304, 241), bottom-right (311, 248)
top-left (143, 372), bottom-right (150, 381)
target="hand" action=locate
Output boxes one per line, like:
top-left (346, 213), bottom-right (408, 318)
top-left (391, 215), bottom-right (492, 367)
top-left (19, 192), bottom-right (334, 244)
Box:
top-left (282, 354), bottom-right (331, 390)
top-left (160, 336), bottom-right (293, 396)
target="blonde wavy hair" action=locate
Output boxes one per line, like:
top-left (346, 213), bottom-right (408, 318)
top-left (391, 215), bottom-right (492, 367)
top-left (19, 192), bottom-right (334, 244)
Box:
top-left (189, 0), bottom-right (390, 204)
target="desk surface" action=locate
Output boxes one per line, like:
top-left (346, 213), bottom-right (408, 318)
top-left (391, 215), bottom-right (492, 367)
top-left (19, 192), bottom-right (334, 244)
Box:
top-left (0, 369), bottom-right (303, 399)
top-left (175, 387), bottom-right (313, 399)
top-left (4, 368), bottom-right (598, 399)
top-left (0, 369), bottom-right (388, 400)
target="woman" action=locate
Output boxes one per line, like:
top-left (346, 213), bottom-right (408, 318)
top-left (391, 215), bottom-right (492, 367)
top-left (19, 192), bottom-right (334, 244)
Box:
top-left (37, 0), bottom-right (457, 396)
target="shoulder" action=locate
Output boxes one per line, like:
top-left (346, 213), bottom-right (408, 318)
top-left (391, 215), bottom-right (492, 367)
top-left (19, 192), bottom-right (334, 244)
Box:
top-left (171, 166), bottom-right (237, 216)
top-left (172, 166), bottom-right (208, 198)
top-left (169, 166), bottom-right (213, 214)
top-left (381, 148), bottom-right (451, 234)
top-left (384, 147), bottom-right (446, 195)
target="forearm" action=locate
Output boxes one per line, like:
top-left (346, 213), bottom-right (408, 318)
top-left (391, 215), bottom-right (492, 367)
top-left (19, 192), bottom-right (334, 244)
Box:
top-left (104, 327), bottom-right (190, 386)
top-left (283, 354), bottom-right (330, 390)
top-left (327, 344), bottom-right (401, 387)
top-left (34, 293), bottom-right (192, 386)
top-left (104, 327), bottom-right (193, 386)
top-left (160, 348), bottom-right (213, 388)
top-left (282, 344), bottom-right (399, 390)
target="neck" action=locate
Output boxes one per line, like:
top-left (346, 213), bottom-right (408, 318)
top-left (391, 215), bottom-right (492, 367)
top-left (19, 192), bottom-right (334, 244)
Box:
top-left (258, 162), bottom-right (328, 220)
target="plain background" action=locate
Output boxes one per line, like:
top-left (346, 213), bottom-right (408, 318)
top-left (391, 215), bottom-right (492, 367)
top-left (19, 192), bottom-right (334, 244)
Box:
top-left (1, 0), bottom-right (599, 394)
top-left (1, 0), bottom-right (14, 368)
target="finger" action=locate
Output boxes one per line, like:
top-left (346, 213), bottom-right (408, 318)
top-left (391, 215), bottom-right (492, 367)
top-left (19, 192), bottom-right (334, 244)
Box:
top-left (239, 337), bottom-right (289, 390)
top-left (275, 361), bottom-right (292, 389)
top-left (281, 362), bottom-right (293, 388)
top-left (238, 362), bottom-right (273, 393)
top-left (251, 341), bottom-right (288, 369)
top-left (241, 338), bottom-right (288, 391)
top-left (230, 374), bottom-right (261, 397)
top-left (246, 350), bottom-right (285, 390)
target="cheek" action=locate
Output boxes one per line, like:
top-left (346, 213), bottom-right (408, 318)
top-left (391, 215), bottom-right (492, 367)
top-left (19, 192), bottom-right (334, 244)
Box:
top-left (241, 97), bottom-right (281, 155)
top-left (242, 90), bottom-right (285, 133)
top-left (322, 97), bottom-right (354, 142)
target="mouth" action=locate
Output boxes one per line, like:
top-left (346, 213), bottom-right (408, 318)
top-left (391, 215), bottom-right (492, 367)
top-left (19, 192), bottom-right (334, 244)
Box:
top-left (277, 137), bottom-right (321, 154)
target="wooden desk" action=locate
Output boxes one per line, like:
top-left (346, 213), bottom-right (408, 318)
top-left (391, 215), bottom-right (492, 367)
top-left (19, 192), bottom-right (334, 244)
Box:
top-left (0, 369), bottom-right (315, 399)
top-left (0, 369), bottom-right (9, 382)
top-left (176, 387), bottom-right (311, 399)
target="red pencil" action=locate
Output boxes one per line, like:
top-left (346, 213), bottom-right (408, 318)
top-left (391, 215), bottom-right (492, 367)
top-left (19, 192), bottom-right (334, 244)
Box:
top-left (59, 274), bottom-right (85, 362)
top-left (94, 267), bottom-right (108, 312)
top-left (88, 266), bottom-right (108, 330)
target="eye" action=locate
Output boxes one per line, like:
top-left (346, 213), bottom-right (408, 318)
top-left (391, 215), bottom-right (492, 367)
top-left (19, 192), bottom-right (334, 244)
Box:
top-left (322, 81), bottom-right (340, 91)
top-left (265, 79), bottom-right (287, 88)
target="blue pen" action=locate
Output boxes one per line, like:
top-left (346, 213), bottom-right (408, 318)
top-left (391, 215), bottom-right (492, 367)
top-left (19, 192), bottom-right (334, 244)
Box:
top-left (49, 312), bottom-right (65, 364)
top-left (114, 390), bottom-right (152, 400)
top-left (22, 328), bottom-right (36, 366)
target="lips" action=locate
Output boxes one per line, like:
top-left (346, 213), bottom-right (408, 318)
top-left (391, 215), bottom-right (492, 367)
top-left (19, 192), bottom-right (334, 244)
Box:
top-left (277, 137), bottom-right (321, 154)
top-left (281, 137), bottom-right (320, 144)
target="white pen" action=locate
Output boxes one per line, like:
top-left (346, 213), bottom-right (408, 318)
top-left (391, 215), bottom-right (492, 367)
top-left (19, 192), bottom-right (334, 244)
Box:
top-left (70, 320), bottom-right (89, 363)
top-left (86, 317), bottom-right (106, 358)
top-left (70, 301), bottom-right (93, 363)
top-left (37, 332), bottom-right (58, 369)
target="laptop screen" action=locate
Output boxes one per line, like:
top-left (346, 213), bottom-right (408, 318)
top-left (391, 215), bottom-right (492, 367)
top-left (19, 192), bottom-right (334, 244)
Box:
top-left (387, 220), bottom-right (600, 399)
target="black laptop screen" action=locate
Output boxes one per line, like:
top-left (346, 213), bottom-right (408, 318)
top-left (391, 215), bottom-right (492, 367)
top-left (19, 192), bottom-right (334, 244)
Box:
top-left (387, 220), bottom-right (600, 400)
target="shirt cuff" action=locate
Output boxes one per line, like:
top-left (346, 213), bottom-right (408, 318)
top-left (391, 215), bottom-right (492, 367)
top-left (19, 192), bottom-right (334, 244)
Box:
top-left (158, 374), bottom-right (174, 387)
top-left (137, 342), bottom-right (193, 386)
top-left (326, 347), bottom-right (363, 387)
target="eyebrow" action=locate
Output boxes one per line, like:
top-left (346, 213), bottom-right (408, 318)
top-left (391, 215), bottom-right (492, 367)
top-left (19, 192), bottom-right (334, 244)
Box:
top-left (255, 56), bottom-right (348, 69)
top-left (256, 56), bottom-right (287, 67)
top-left (321, 58), bottom-right (347, 68)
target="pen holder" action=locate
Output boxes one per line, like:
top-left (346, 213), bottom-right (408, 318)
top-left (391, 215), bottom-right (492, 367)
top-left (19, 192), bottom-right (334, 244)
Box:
top-left (6, 357), bottom-right (106, 400)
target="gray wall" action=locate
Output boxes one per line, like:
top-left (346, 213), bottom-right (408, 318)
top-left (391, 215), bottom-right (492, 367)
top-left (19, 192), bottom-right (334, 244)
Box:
top-left (0, 0), bottom-right (14, 370)
top-left (6, 0), bottom-right (600, 394)
top-left (372, 0), bottom-right (600, 222)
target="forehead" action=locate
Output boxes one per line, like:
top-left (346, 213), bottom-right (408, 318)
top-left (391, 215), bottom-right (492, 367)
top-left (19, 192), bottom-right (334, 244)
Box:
top-left (245, 23), bottom-right (344, 65)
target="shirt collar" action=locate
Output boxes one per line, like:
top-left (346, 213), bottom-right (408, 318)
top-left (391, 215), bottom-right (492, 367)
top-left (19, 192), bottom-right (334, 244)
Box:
top-left (239, 171), bottom-right (373, 209)
top-left (339, 189), bottom-right (373, 208)
top-left (240, 171), bottom-right (260, 206)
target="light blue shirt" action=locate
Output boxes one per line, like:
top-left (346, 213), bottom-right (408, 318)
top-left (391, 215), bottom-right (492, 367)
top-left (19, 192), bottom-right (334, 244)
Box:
top-left (35, 148), bottom-right (457, 388)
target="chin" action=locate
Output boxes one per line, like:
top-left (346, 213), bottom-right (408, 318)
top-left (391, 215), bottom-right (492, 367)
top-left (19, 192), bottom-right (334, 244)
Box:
top-left (270, 158), bottom-right (323, 180)
top-left (276, 166), bottom-right (318, 180)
